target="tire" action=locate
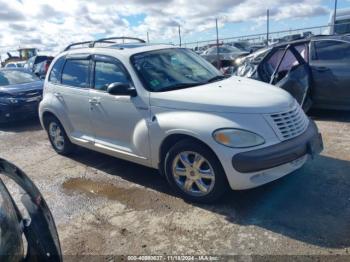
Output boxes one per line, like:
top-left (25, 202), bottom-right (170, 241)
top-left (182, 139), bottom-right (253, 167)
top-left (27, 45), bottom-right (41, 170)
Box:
top-left (44, 116), bottom-right (76, 155)
top-left (163, 139), bottom-right (229, 203)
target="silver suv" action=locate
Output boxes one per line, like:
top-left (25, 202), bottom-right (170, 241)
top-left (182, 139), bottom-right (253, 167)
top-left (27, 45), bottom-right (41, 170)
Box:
top-left (39, 37), bottom-right (323, 203)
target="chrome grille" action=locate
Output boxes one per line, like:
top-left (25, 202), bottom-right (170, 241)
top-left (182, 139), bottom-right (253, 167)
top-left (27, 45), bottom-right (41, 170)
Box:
top-left (266, 105), bottom-right (309, 141)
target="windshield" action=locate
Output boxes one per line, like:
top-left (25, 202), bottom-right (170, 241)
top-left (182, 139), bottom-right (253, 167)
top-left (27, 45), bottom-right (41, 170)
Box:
top-left (131, 48), bottom-right (223, 92)
top-left (0, 70), bottom-right (39, 86)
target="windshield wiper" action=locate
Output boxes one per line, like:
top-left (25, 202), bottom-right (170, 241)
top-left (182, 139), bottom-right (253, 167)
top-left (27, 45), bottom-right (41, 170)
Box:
top-left (206, 75), bottom-right (228, 83)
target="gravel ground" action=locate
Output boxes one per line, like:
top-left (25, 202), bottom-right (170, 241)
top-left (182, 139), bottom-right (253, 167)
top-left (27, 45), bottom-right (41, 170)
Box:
top-left (0, 110), bottom-right (350, 259)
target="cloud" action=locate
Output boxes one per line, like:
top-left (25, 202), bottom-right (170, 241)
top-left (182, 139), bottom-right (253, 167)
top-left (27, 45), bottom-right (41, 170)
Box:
top-left (0, 1), bottom-right (25, 21)
top-left (0, 0), bottom-right (330, 53)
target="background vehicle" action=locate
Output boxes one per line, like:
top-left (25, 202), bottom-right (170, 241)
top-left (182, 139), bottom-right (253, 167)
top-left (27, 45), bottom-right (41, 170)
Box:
top-left (201, 45), bottom-right (249, 67)
top-left (0, 69), bottom-right (43, 123)
top-left (25, 55), bottom-right (54, 77)
top-left (39, 37), bottom-right (322, 203)
top-left (329, 8), bottom-right (350, 35)
top-left (0, 158), bottom-right (62, 261)
top-left (236, 35), bottom-right (350, 111)
top-left (4, 61), bottom-right (26, 69)
top-left (34, 59), bottom-right (53, 79)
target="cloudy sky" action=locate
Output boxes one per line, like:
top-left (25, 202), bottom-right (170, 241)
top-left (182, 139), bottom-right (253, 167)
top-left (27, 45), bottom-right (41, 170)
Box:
top-left (0, 0), bottom-right (349, 54)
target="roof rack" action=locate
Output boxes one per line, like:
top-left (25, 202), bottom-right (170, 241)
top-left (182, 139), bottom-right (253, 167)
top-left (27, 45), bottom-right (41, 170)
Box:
top-left (63, 37), bottom-right (146, 52)
top-left (90, 37), bottom-right (146, 47)
top-left (63, 40), bottom-right (117, 51)
top-left (64, 41), bottom-right (93, 51)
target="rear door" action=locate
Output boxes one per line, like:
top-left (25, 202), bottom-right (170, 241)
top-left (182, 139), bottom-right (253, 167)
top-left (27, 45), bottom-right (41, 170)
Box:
top-left (309, 40), bottom-right (350, 108)
top-left (58, 54), bottom-right (94, 142)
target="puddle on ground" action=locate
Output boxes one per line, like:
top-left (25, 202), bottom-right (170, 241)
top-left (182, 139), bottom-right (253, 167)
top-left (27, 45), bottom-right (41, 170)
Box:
top-left (62, 178), bottom-right (184, 212)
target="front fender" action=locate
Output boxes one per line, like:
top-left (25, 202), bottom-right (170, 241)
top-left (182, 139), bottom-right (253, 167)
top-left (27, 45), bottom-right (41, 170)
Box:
top-left (148, 108), bottom-right (277, 168)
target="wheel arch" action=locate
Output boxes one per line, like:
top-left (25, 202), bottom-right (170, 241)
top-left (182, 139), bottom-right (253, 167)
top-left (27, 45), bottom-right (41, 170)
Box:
top-left (41, 110), bottom-right (60, 130)
top-left (158, 133), bottom-right (222, 172)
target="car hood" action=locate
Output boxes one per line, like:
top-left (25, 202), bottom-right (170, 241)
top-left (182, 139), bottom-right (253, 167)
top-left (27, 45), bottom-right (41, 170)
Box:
top-left (150, 77), bottom-right (296, 114)
top-left (0, 81), bottom-right (43, 96)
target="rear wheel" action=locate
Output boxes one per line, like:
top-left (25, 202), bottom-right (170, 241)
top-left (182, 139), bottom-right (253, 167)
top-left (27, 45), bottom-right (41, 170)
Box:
top-left (164, 139), bottom-right (229, 203)
top-left (45, 116), bottom-right (75, 155)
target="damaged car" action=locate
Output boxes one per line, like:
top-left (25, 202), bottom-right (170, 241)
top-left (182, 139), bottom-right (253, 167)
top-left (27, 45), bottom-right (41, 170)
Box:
top-left (236, 35), bottom-right (350, 111)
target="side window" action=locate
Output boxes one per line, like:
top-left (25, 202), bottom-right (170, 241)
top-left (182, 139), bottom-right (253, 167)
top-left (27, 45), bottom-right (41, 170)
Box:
top-left (313, 41), bottom-right (350, 61)
top-left (48, 57), bottom-right (65, 84)
top-left (94, 60), bottom-right (130, 91)
top-left (266, 49), bottom-right (300, 73)
top-left (61, 59), bottom-right (90, 88)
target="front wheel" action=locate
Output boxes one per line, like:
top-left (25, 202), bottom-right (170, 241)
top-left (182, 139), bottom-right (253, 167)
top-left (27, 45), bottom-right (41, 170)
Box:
top-left (164, 139), bottom-right (229, 203)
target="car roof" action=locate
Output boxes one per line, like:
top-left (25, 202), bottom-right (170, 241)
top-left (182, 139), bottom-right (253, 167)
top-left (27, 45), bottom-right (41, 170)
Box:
top-left (272, 34), bottom-right (350, 48)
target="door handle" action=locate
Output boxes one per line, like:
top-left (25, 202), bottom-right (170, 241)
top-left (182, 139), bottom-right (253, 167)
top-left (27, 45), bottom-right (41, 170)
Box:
top-left (88, 97), bottom-right (101, 105)
top-left (314, 66), bottom-right (330, 72)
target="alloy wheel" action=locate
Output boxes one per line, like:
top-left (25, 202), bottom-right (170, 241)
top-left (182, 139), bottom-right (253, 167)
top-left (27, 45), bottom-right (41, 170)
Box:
top-left (171, 151), bottom-right (215, 196)
top-left (49, 122), bottom-right (65, 151)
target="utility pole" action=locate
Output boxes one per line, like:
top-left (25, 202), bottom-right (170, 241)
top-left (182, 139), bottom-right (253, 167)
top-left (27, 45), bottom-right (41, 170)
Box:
top-left (215, 18), bottom-right (221, 69)
top-left (178, 25), bottom-right (182, 47)
top-left (266, 9), bottom-right (270, 46)
top-left (147, 31), bottom-right (150, 43)
top-left (333, 0), bottom-right (338, 27)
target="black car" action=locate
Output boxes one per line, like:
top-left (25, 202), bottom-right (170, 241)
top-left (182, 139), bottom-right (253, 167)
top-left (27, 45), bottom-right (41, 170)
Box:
top-left (0, 69), bottom-right (43, 123)
top-left (236, 35), bottom-right (350, 111)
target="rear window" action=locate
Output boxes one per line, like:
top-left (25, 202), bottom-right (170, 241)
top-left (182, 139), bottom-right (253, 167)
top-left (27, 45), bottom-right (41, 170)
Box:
top-left (61, 59), bottom-right (90, 88)
top-left (49, 57), bottom-right (65, 84)
top-left (0, 70), bottom-right (39, 86)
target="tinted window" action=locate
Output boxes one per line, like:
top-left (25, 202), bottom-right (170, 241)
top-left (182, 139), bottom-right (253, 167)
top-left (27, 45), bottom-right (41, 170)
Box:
top-left (49, 57), bottom-right (65, 84)
top-left (94, 61), bottom-right (129, 91)
top-left (61, 59), bottom-right (90, 88)
top-left (313, 41), bottom-right (350, 60)
top-left (34, 56), bottom-right (47, 65)
top-left (0, 70), bottom-right (39, 86)
top-left (335, 19), bottom-right (350, 34)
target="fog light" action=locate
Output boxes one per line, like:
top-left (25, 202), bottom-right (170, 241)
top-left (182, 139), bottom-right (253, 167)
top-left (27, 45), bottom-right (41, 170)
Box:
top-left (5, 113), bottom-right (10, 118)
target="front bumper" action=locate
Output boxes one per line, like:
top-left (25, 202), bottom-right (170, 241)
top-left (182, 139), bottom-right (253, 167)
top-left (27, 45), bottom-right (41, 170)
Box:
top-left (0, 102), bottom-right (40, 123)
top-left (232, 120), bottom-right (323, 173)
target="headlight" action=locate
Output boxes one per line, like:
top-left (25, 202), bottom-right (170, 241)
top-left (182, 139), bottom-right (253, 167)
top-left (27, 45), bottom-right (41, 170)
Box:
top-left (213, 128), bottom-right (265, 148)
top-left (235, 57), bottom-right (244, 65)
top-left (0, 97), bottom-right (18, 104)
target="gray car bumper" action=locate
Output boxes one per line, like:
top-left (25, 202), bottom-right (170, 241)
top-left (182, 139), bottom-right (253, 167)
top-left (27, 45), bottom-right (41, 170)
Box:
top-left (232, 120), bottom-right (323, 173)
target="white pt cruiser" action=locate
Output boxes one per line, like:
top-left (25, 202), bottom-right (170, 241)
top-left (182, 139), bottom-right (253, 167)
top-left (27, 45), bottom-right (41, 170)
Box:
top-left (39, 37), bottom-right (323, 203)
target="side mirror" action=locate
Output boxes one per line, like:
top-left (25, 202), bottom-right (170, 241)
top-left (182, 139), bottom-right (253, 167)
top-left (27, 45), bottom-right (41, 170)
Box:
top-left (107, 82), bottom-right (137, 97)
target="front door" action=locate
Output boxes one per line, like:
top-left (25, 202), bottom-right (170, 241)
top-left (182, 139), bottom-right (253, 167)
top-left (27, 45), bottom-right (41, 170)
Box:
top-left (89, 55), bottom-right (151, 163)
top-left (265, 44), bottom-right (311, 108)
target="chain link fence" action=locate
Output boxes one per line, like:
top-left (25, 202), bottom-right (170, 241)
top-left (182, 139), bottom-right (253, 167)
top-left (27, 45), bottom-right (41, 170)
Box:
top-left (181, 24), bottom-right (333, 50)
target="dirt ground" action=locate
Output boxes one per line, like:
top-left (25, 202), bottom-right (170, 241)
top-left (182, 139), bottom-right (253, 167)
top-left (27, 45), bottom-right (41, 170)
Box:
top-left (1, 110), bottom-right (350, 258)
